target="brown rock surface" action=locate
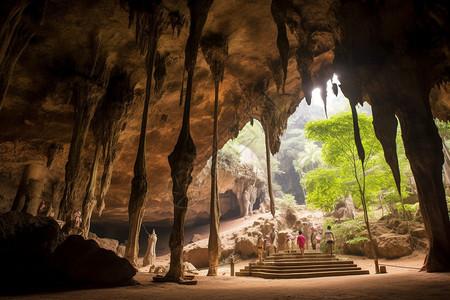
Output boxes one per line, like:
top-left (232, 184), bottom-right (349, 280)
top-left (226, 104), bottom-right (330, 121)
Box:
top-left (0, 0), bottom-right (449, 271)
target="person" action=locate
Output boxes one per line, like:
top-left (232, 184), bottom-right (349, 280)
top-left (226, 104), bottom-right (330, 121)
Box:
top-left (324, 225), bottom-right (335, 256)
top-left (256, 233), bottom-right (265, 263)
top-left (286, 233), bottom-right (294, 253)
top-left (297, 230), bottom-right (306, 255)
top-left (270, 227), bottom-right (278, 254)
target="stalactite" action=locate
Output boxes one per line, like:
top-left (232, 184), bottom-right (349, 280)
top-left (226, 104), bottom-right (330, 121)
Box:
top-left (200, 31), bottom-right (228, 276)
top-left (125, 0), bottom-right (167, 268)
top-left (270, 0), bottom-right (289, 94)
top-left (372, 103), bottom-right (402, 195)
top-left (81, 140), bottom-right (101, 238)
top-left (165, 0), bottom-right (214, 283)
top-left (97, 67), bottom-right (135, 216)
top-left (46, 143), bottom-right (63, 169)
top-left (264, 121), bottom-right (276, 217)
top-left (0, 0), bottom-right (47, 111)
top-left (58, 37), bottom-right (110, 224)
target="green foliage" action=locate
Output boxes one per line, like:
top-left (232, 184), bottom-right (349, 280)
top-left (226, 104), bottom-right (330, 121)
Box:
top-left (301, 167), bottom-right (342, 212)
top-left (346, 236), bottom-right (369, 245)
top-left (293, 140), bottom-right (322, 174)
top-left (303, 112), bottom-right (411, 212)
top-left (319, 217), bottom-right (368, 254)
top-left (276, 194), bottom-right (298, 212)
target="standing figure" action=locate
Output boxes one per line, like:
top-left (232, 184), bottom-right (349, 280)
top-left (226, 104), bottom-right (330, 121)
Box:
top-left (143, 229), bottom-right (158, 267)
top-left (297, 231), bottom-right (306, 255)
top-left (324, 225), bottom-right (335, 256)
top-left (270, 227), bottom-right (278, 254)
top-left (256, 233), bottom-right (265, 263)
top-left (286, 233), bottom-right (294, 253)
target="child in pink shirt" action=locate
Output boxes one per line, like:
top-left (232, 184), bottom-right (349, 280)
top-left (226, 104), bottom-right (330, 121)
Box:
top-left (297, 231), bottom-right (306, 254)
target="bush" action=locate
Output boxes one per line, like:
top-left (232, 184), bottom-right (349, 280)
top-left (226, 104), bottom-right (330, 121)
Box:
top-left (319, 217), bottom-right (367, 254)
top-left (276, 194), bottom-right (298, 212)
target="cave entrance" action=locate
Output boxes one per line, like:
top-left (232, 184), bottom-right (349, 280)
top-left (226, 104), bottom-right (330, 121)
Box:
top-left (219, 189), bottom-right (240, 220)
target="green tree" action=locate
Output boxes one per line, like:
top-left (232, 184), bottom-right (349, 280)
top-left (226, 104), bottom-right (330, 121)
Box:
top-left (293, 140), bottom-right (322, 174)
top-left (303, 112), bottom-right (410, 212)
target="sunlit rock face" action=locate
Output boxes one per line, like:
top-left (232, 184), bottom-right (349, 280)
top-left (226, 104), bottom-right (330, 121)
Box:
top-left (0, 0), bottom-right (449, 228)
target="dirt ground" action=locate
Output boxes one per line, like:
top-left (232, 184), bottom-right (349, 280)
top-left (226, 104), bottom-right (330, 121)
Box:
top-left (6, 250), bottom-right (450, 300)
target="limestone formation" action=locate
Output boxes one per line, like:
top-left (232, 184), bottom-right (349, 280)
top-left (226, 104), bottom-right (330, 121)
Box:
top-left (143, 229), bottom-right (157, 267)
top-left (0, 0), bottom-right (449, 274)
top-left (200, 31), bottom-right (228, 276)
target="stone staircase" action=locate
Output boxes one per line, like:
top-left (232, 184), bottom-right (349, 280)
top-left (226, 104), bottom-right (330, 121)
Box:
top-left (236, 251), bottom-right (370, 279)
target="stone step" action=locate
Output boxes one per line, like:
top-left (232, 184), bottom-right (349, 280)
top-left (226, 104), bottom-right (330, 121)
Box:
top-left (243, 263), bottom-right (358, 270)
top-left (244, 266), bottom-right (362, 274)
top-left (263, 257), bottom-right (340, 263)
top-left (253, 260), bottom-right (350, 267)
top-left (247, 269), bottom-right (370, 279)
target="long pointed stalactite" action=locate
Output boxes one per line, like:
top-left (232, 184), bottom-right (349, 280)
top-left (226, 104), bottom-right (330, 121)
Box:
top-left (200, 32), bottom-right (228, 276)
top-left (97, 67), bottom-right (135, 216)
top-left (262, 97), bottom-right (276, 218)
top-left (81, 139), bottom-right (101, 238)
top-left (270, 0), bottom-right (289, 94)
top-left (165, 0), bottom-right (214, 282)
top-left (125, 0), bottom-right (166, 267)
top-left (0, 0), bottom-right (47, 111)
top-left (58, 39), bottom-right (110, 223)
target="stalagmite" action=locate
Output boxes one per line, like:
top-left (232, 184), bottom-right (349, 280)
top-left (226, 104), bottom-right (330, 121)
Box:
top-left (165, 0), bottom-right (214, 282)
top-left (0, 0), bottom-right (47, 111)
top-left (143, 229), bottom-right (157, 267)
top-left (125, 0), bottom-right (167, 267)
top-left (201, 31), bottom-right (228, 276)
top-left (10, 164), bottom-right (46, 215)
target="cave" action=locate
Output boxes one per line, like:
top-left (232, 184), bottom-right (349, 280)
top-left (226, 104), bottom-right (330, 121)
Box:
top-left (1, 0), bottom-right (449, 297)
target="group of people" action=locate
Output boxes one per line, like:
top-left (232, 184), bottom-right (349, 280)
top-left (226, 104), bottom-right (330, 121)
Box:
top-left (256, 225), bottom-right (336, 263)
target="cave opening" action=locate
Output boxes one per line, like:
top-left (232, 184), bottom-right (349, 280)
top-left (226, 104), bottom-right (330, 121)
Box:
top-left (219, 189), bottom-right (240, 220)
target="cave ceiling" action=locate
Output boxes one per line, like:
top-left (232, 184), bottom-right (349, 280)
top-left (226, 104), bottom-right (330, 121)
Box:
top-left (0, 0), bottom-right (449, 226)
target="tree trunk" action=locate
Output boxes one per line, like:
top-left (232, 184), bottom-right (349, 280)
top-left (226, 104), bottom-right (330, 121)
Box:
top-left (207, 80), bottom-right (220, 276)
top-left (11, 163), bottom-right (45, 215)
top-left (397, 109), bottom-right (450, 272)
top-left (58, 80), bottom-right (103, 222)
top-left (264, 122), bottom-right (276, 217)
top-left (81, 140), bottom-right (101, 238)
top-left (0, 0), bottom-right (46, 111)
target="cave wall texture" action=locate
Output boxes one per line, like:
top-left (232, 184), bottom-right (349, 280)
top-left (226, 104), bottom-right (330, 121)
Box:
top-left (0, 0), bottom-right (449, 271)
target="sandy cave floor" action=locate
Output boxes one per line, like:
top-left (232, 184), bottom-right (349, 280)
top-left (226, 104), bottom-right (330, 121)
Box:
top-left (6, 251), bottom-right (450, 300)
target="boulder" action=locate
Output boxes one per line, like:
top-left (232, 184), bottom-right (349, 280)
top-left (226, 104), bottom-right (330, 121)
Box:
top-left (396, 222), bottom-right (409, 235)
top-left (50, 235), bottom-right (136, 285)
top-left (377, 234), bottom-right (413, 258)
top-left (387, 218), bottom-right (401, 230)
top-left (234, 237), bottom-right (257, 259)
top-left (184, 262), bottom-right (199, 275)
top-left (0, 211), bottom-right (63, 294)
top-left (189, 234), bottom-right (202, 243)
top-left (411, 227), bottom-right (427, 239)
top-left (88, 232), bottom-right (119, 253)
top-left (344, 240), bottom-right (366, 256)
top-left (183, 245), bottom-right (209, 268)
